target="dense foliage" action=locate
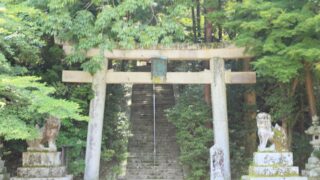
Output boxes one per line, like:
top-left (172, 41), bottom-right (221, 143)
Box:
top-left (0, 1), bottom-right (86, 141)
top-left (166, 86), bottom-right (212, 180)
top-left (226, 0), bottom-right (320, 82)
top-left (31, 0), bottom-right (189, 74)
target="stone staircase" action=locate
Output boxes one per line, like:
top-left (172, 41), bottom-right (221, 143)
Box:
top-left (122, 83), bottom-right (184, 180)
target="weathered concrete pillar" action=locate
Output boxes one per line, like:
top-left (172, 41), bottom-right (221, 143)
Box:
top-left (84, 60), bottom-right (108, 180)
top-left (210, 58), bottom-right (231, 180)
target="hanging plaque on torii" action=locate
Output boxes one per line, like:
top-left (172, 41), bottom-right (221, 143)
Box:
top-left (151, 57), bottom-right (168, 83)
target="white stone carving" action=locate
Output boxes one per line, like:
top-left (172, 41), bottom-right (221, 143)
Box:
top-left (210, 145), bottom-right (224, 180)
top-left (256, 112), bottom-right (274, 151)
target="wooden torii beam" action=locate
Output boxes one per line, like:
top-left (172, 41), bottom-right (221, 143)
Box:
top-left (62, 70), bottom-right (256, 84)
top-left (59, 42), bottom-right (254, 180)
top-left (61, 43), bottom-right (251, 60)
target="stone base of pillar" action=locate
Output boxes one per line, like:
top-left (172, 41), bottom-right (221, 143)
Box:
top-left (10, 151), bottom-right (72, 180)
top-left (242, 152), bottom-right (307, 180)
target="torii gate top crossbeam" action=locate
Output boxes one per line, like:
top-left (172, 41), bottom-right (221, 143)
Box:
top-left (60, 43), bottom-right (252, 60)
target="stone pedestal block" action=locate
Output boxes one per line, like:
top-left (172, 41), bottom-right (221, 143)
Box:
top-left (242, 152), bottom-right (307, 180)
top-left (253, 152), bottom-right (293, 166)
top-left (10, 175), bottom-right (73, 180)
top-left (302, 156), bottom-right (320, 179)
top-left (17, 167), bottom-right (66, 177)
top-left (0, 159), bottom-right (9, 180)
top-left (242, 176), bottom-right (308, 180)
top-left (22, 152), bottom-right (62, 167)
top-left (249, 166), bottom-right (299, 176)
top-left (0, 174), bottom-right (10, 180)
top-left (11, 151), bottom-right (72, 180)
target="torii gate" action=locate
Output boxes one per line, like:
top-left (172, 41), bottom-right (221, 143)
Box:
top-left (59, 43), bottom-right (255, 180)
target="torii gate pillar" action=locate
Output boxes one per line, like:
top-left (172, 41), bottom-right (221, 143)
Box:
top-left (84, 60), bottom-right (108, 180)
top-left (211, 58), bottom-right (231, 180)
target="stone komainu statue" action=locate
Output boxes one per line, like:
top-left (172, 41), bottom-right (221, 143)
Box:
top-left (256, 112), bottom-right (288, 152)
top-left (27, 116), bottom-right (61, 151)
top-left (273, 123), bottom-right (288, 152)
top-left (256, 112), bottom-right (274, 151)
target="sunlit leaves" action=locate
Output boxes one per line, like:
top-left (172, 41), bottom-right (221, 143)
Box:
top-left (0, 2), bottom-right (45, 66)
top-left (0, 75), bottom-right (88, 140)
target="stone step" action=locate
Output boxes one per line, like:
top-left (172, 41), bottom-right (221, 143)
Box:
top-left (120, 178), bottom-right (183, 180)
top-left (126, 164), bottom-right (182, 169)
top-left (130, 110), bottom-right (171, 114)
top-left (132, 98), bottom-right (173, 102)
top-left (132, 95), bottom-right (174, 99)
top-left (132, 99), bottom-right (174, 104)
top-left (126, 167), bottom-right (183, 172)
top-left (132, 91), bottom-right (173, 96)
top-left (127, 157), bottom-right (180, 162)
top-left (128, 138), bottom-right (179, 142)
top-left (122, 175), bottom-right (183, 180)
top-left (129, 130), bottom-right (177, 134)
top-left (124, 173), bottom-right (183, 179)
top-left (130, 118), bottom-right (171, 122)
top-left (10, 175), bottom-right (73, 180)
top-left (253, 152), bottom-right (293, 166)
top-left (127, 154), bottom-right (180, 159)
top-left (127, 145), bottom-right (179, 151)
top-left (17, 166), bottom-right (67, 178)
top-left (124, 84), bottom-right (183, 179)
top-left (130, 126), bottom-right (176, 129)
top-left (22, 152), bottom-right (62, 167)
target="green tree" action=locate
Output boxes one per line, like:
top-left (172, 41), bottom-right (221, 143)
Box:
top-left (0, 0), bottom-right (87, 141)
top-left (226, 0), bottom-right (320, 143)
top-left (31, 0), bottom-right (189, 73)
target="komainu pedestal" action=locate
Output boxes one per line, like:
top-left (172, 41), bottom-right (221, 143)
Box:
top-left (10, 151), bottom-right (72, 180)
top-left (11, 116), bottom-right (72, 180)
top-left (242, 152), bottom-right (307, 180)
top-left (242, 112), bottom-right (307, 180)
top-left (0, 159), bottom-right (9, 180)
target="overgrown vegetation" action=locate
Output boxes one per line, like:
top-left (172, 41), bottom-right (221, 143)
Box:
top-left (166, 86), bottom-right (212, 180)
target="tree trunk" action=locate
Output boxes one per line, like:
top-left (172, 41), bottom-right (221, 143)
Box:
top-left (196, 0), bottom-right (201, 39)
top-left (243, 59), bottom-right (257, 155)
top-left (203, 0), bottom-right (214, 105)
top-left (191, 5), bottom-right (197, 43)
top-left (218, 0), bottom-right (222, 41)
top-left (305, 63), bottom-right (317, 118)
top-left (283, 78), bottom-right (299, 150)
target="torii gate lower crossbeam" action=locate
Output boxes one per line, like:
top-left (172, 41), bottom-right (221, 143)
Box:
top-left (60, 46), bottom-right (255, 180)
